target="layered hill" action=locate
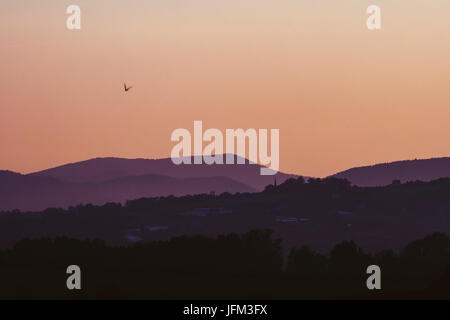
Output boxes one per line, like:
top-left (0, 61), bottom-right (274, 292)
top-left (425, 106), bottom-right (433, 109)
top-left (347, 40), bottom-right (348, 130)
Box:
top-left (331, 158), bottom-right (450, 186)
top-left (1, 155), bottom-right (296, 211)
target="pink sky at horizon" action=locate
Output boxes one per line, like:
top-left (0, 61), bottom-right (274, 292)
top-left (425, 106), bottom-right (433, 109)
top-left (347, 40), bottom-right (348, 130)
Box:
top-left (1, 0), bottom-right (450, 177)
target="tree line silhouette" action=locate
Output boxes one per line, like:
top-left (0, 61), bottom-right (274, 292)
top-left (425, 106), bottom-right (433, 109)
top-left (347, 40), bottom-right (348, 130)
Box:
top-left (2, 176), bottom-right (450, 253)
top-left (0, 230), bottom-right (449, 299)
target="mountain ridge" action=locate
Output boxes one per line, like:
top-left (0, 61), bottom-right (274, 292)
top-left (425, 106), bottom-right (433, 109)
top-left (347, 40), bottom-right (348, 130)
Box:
top-left (0, 172), bottom-right (255, 211)
top-left (28, 155), bottom-right (296, 190)
top-left (3, 155), bottom-right (450, 211)
top-left (331, 157), bottom-right (450, 186)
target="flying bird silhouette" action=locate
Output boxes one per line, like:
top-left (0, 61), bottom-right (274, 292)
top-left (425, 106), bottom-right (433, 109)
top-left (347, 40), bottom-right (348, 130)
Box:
top-left (124, 83), bottom-right (132, 92)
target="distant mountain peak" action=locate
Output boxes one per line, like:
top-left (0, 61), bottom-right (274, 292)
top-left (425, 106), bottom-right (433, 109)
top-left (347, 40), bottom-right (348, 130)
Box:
top-left (28, 155), bottom-right (297, 189)
top-left (331, 157), bottom-right (450, 186)
top-left (0, 155), bottom-right (296, 211)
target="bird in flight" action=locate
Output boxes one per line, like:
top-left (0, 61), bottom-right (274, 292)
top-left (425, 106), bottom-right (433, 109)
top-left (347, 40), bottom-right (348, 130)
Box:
top-left (124, 83), bottom-right (132, 92)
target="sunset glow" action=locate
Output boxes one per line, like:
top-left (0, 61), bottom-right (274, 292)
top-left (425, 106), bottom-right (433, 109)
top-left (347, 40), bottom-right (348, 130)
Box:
top-left (1, 0), bottom-right (450, 177)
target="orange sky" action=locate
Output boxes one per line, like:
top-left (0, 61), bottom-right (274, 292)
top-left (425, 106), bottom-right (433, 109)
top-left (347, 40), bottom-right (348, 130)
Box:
top-left (1, 0), bottom-right (450, 177)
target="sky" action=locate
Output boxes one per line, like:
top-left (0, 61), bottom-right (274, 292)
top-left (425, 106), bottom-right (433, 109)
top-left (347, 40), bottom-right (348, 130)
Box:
top-left (1, 0), bottom-right (450, 177)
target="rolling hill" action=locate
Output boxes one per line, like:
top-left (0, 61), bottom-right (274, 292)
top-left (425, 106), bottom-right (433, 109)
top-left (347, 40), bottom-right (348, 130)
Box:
top-left (29, 155), bottom-right (296, 190)
top-left (0, 170), bottom-right (255, 211)
top-left (1, 155), bottom-right (297, 211)
top-left (331, 157), bottom-right (450, 186)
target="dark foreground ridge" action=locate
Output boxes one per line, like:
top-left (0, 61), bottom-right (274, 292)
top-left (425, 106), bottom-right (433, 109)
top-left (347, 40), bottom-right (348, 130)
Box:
top-left (0, 230), bottom-right (449, 299)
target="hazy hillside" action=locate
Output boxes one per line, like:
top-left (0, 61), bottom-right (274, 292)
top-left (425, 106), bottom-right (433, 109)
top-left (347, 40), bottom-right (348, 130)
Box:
top-left (6, 156), bottom-right (450, 210)
top-left (29, 155), bottom-right (296, 190)
top-left (331, 158), bottom-right (450, 186)
top-left (0, 171), bottom-right (254, 211)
